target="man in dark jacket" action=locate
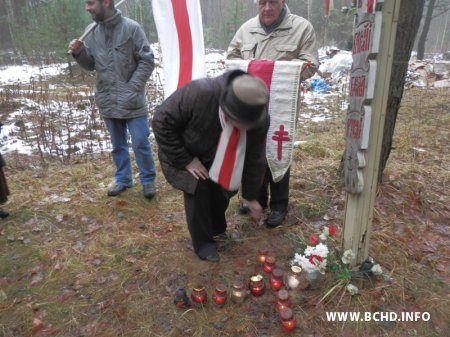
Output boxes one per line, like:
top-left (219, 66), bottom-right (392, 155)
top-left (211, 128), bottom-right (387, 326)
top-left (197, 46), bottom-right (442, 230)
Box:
top-left (68, 0), bottom-right (157, 199)
top-left (153, 70), bottom-right (269, 262)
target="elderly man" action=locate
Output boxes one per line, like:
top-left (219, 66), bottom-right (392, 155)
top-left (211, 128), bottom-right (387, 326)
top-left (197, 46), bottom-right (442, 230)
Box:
top-left (153, 70), bottom-right (269, 262)
top-left (227, 0), bottom-right (319, 228)
top-left (68, 0), bottom-right (157, 199)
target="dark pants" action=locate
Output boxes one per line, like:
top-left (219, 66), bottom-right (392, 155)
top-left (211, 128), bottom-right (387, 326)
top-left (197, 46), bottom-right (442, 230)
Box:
top-left (184, 179), bottom-right (231, 259)
top-left (258, 166), bottom-right (290, 212)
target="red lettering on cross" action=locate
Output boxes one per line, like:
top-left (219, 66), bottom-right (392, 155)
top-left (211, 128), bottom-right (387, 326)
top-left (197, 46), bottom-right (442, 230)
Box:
top-left (272, 125), bottom-right (290, 160)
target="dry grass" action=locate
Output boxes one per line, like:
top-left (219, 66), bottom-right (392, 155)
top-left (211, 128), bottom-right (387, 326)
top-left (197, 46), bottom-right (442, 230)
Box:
top-left (0, 87), bottom-right (449, 337)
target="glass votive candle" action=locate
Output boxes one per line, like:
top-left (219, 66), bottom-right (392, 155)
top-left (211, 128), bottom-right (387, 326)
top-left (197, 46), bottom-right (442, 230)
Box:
top-left (280, 307), bottom-right (296, 332)
top-left (173, 288), bottom-right (190, 308)
top-left (191, 285), bottom-right (207, 304)
top-left (249, 274), bottom-right (265, 297)
top-left (262, 256), bottom-right (276, 273)
top-left (230, 280), bottom-right (248, 304)
top-left (212, 284), bottom-right (227, 307)
top-left (257, 247), bottom-right (269, 264)
top-left (275, 289), bottom-right (291, 312)
top-left (269, 268), bottom-right (284, 290)
top-left (287, 266), bottom-right (302, 290)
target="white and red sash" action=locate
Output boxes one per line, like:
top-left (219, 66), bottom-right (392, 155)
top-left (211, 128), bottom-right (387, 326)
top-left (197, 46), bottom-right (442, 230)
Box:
top-left (226, 60), bottom-right (303, 182)
top-left (152, 0), bottom-right (206, 98)
top-left (209, 109), bottom-right (247, 191)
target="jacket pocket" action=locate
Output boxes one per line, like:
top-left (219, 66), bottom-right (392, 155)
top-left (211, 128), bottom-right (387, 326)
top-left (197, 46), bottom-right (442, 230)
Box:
top-left (116, 81), bottom-right (139, 110)
top-left (275, 44), bottom-right (297, 60)
top-left (241, 43), bottom-right (257, 59)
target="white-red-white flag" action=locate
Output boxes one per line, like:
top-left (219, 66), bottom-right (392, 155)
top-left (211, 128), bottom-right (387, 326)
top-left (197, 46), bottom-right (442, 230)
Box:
top-left (226, 60), bottom-right (304, 182)
top-left (152, 0), bottom-right (206, 98)
top-left (325, 0), bottom-right (334, 17)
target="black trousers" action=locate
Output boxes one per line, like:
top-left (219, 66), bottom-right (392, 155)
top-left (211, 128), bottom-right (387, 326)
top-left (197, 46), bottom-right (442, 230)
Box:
top-left (258, 166), bottom-right (290, 212)
top-left (184, 179), bottom-right (231, 258)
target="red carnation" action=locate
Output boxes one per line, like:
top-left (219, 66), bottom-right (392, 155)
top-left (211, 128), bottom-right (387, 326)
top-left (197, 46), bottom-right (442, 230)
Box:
top-left (328, 225), bottom-right (337, 236)
top-left (308, 255), bottom-right (323, 265)
top-left (309, 234), bottom-right (319, 246)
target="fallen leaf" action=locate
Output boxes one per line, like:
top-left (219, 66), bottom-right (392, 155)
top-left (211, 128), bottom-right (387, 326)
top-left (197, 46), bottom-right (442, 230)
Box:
top-left (32, 318), bottom-right (44, 334)
top-left (28, 272), bottom-right (44, 288)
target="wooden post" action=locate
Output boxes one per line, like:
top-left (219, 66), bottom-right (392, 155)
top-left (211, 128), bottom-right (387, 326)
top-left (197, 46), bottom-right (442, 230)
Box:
top-left (343, 0), bottom-right (401, 266)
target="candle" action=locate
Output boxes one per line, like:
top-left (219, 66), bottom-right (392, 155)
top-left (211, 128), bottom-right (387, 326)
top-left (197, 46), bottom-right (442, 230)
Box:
top-left (230, 280), bottom-right (248, 304)
top-left (191, 286), bottom-right (207, 304)
top-left (263, 256), bottom-right (276, 273)
top-left (173, 288), bottom-right (190, 308)
top-left (280, 307), bottom-right (296, 332)
top-left (275, 289), bottom-right (291, 312)
top-left (249, 274), bottom-right (265, 297)
top-left (257, 247), bottom-right (269, 264)
top-left (212, 284), bottom-right (227, 307)
top-left (287, 266), bottom-right (302, 289)
top-left (269, 268), bottom-right (284, 291)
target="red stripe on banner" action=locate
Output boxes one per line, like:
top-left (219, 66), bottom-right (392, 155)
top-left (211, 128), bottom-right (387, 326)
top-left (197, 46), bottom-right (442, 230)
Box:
top-left (247, 60), bottom-right (276, 92)
top-left (171, 0), bottom-right (193, 89)
top-left (367, 0), bottom-right (374, 13)
top-left (218, 127), bottom-right (240, 189)
top-left (325, 0), bottom-right (330, 16)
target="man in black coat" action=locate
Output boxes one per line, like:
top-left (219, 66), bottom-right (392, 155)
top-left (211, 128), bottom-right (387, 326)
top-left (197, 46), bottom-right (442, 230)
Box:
top-left (153, 70), bottom-right (269, 261)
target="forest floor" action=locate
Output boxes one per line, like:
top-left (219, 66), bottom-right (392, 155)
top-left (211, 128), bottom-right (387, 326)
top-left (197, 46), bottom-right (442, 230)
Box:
top-left (0, 71), bottom-right (449, 337)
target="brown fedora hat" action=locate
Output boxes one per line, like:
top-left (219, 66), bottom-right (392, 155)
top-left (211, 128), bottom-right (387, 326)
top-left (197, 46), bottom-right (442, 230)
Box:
top-left (220, 74), bottom-right (269, 127)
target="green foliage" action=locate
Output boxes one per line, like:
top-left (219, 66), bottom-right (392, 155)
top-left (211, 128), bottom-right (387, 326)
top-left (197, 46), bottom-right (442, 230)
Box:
top-left (123, 0), bottom-right (157, 43)
top-left (13, 0), bottom-right (90, 61)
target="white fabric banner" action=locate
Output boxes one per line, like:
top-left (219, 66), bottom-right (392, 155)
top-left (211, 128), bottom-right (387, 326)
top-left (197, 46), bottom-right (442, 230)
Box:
top-left (152, 0), bottom-right (206, 98)
top-left (226, 60), bottom-right (303, 182)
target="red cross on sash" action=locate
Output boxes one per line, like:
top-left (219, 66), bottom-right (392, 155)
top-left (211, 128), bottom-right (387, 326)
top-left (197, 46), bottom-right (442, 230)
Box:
top-left (226, 60), bottom-right (304, 182)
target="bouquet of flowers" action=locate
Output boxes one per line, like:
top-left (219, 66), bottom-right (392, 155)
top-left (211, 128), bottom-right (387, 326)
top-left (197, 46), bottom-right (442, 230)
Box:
top-left (291, 225), bottom-right (338, 274)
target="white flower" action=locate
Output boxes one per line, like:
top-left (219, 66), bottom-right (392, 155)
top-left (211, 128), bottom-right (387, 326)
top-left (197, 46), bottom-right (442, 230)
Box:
top-left (371, 264), bottom-right (383, 276)
top-left (341, 249), bottom-right (356, 265)
top-left (304, 243), bottom-right (329, 258)
top-left (322, 226), bottom-right (330, 236)
top-left (346, 284), bottom-right (359, 295)
top-left (319, 233), bottom-right (327, 241)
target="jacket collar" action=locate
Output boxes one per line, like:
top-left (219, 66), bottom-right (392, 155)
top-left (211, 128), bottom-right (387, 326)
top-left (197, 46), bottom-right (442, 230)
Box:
top-left (250, 5), bottom-right (293, 36)
top-left (100, 9), bottom-right (122, 29)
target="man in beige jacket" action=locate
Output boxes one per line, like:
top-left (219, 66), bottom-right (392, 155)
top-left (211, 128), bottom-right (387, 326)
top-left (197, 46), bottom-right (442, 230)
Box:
top-left (227, 0), bottom-right (319, 228)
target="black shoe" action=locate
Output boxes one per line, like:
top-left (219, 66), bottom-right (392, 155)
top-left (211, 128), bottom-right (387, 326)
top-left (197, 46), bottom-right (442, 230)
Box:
top-left (266, 210), bottom-right (287, 228)
top-left (0, 209), bottom-right (9, 219)
top-left (238, 203), bottom-right (250, 214)
top-left (201, 251), bottom-right (220, 262)
top-left (143, 182), bottom-right (156, 199)
top-left (107, 184), bottom-right (129, 197)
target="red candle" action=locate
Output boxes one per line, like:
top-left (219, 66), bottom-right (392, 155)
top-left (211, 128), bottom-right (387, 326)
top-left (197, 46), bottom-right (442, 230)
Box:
top-left (280, 308), bottom-right (296, 332)
top-left (174, 288), bottom-right (190, 309)
top-left (257, 247), bottom-right (269, 264)
top-left (269, 268), bottom-right (284, 290)
top-left (275, 289), bottom-right (291, 312)
top-left (249, 274), bottom-right (265, 297)
top-left (212, 284), bottom-right (227, 306)
top-left (191, 286), bottom-right (207, 304)
top-left (263, 256), bottom-right (276, 273)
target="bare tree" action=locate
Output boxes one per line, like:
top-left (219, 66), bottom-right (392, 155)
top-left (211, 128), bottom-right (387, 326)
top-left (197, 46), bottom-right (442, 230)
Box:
top-left (417, 0), bottom-right (436, 59)
top-left (378, 0), bottom-right (425, 183)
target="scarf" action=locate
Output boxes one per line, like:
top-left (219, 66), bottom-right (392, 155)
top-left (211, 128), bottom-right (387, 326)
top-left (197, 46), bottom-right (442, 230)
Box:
top-left (209, 108), bottom-right (247, 191)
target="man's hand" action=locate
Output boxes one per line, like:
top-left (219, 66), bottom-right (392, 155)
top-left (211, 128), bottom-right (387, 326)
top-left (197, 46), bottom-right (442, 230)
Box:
top-left (186, 157), bottom-right (209, 180)
top-left (68, 39), bottom-right (85, 55)
top-left (243, 199), bottom-right (264, 226)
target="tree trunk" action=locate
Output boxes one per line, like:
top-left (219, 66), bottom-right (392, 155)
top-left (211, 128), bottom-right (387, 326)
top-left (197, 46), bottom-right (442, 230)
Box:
top-left (417, 0), bottom-right (436, 60)
top-left (378, 0), bottom-right (425, 183)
